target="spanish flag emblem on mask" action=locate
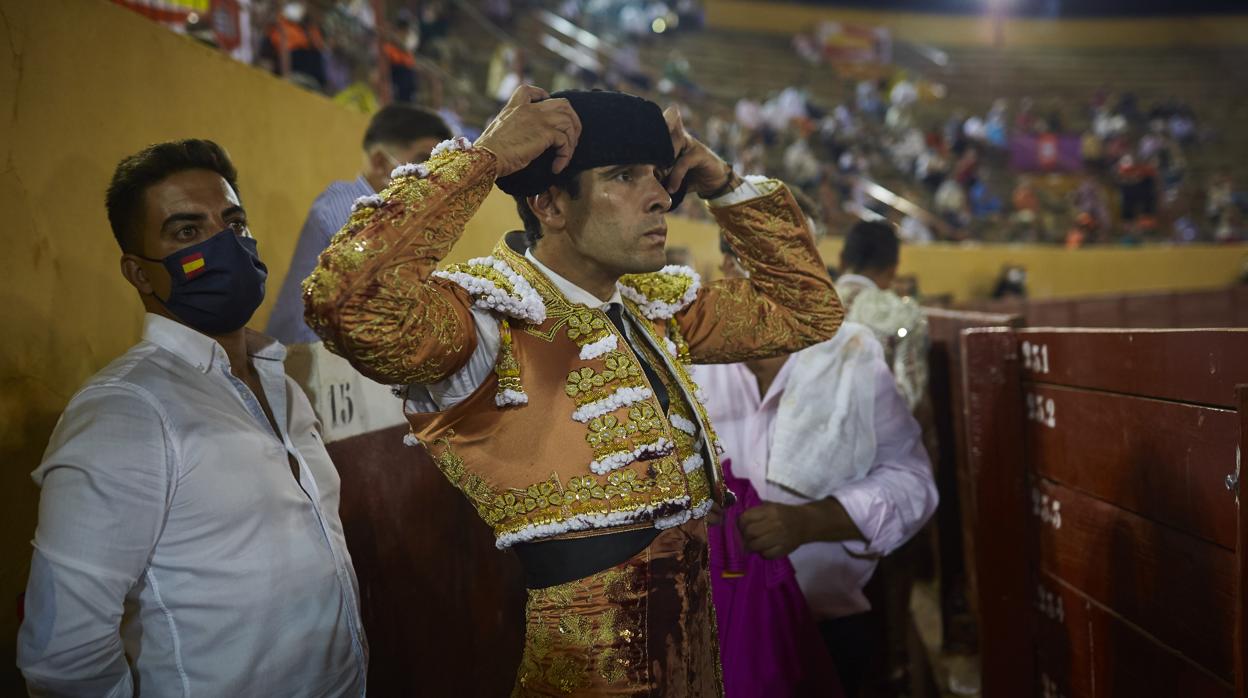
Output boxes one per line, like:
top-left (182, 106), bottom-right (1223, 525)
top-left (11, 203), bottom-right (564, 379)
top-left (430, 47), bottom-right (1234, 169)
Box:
top-left (180, 252), bottom-right (206, 279)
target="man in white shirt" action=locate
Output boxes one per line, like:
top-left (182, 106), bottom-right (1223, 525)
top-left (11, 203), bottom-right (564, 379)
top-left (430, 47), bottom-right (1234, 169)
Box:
top-left (17, 139), bottom-right (367, 697)
top-left (696, 250), bottom-right (937, 695)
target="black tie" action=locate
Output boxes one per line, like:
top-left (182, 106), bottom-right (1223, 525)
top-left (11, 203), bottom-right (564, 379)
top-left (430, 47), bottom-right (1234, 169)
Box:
top-left (605, 304), bottom-right (670, 414)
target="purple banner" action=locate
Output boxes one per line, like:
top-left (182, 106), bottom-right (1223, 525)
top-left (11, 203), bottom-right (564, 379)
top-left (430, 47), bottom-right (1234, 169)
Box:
top-left (1009, 133), bottom-right (1083, 173)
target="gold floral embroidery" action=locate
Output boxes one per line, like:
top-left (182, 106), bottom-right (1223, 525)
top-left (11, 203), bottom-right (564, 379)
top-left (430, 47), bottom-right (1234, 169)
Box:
top-left (584, 403), bottom-right (661, 456)
top-left (565, 310), bottom-right (610, 344)
top-left (618, 269), bottom-right (697, 309)
top-left (564, 352), bottom-right (645, 403)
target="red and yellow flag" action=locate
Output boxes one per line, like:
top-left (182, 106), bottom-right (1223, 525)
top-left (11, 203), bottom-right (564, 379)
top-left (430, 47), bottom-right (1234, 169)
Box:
top-left (180, 252), bottom-right (206, 279)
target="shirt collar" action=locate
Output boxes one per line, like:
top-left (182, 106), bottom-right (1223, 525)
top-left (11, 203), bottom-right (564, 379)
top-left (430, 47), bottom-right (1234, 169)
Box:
top-left (142, 312), bottom-right (287, 374)
top-left (524, 248), bottom-right (623, 309)
top-left (836, 273), bottom-right (878, 290)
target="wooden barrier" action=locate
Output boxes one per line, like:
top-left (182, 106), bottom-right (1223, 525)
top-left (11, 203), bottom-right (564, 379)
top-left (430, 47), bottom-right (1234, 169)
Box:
top-left (962, 328), bottom-right (1248, 697)
top-left (286, 344), bottom-right (526, 696)
top-left (923, 308), bottom-right (1022, 651)
top-left (961, 286), bottom-right (1248, 329)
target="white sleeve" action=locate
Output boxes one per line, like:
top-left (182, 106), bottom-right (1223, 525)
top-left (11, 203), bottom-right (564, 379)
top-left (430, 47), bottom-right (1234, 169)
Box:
top-left (829, 357), bottom-right (938, 557)
top-left (705, 175), bottom-right (782, 208)
top-left (18, 385), bottom-right (173, 697)
top-left (405, 306), bottom-right (502, 412)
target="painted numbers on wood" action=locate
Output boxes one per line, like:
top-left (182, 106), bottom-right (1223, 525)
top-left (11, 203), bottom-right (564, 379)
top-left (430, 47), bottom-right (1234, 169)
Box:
top-left (1027, 393), bottom-right (1057, 428)
top-left (1022, 340), bottom-right (1051, 374)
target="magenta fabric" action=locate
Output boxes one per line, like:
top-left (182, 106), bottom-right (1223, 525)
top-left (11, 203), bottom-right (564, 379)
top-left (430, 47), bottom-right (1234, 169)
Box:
top-left (710, 459), bottom-right (845, 698)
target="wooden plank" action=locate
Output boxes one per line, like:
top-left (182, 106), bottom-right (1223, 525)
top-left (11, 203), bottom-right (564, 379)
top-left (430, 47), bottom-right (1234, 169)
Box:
top-left (1236, 384), bottom-right (1248, 698)
top-left (924, 308), bottom-right (1020, 650)
top-left (329, 425), bottom-right (527, 696)
top-left (1034, 572), bottom-right (1095, 698)
top-left (1122, 291), bottom-right (1179, 328)
top-left (962, 328), bottom-right (1033, 696)
top-left (1069, 296), bottom-right (1124, 328)
top-left (1235, 287), bottom-right (1248, 327)
top-left (1023, 384), bottom-right (1239, 549)
top-left (1034, 478), bottom-right (1236, 680)
top-left (1086, 594), bottom-right (1233, 698)
top-left (1017, 328), bottom-right (1248, 408)
top-left (1176, 290), bottom-right (1236, 328)
top-left (1036, 571), bottom-right (1233, 698)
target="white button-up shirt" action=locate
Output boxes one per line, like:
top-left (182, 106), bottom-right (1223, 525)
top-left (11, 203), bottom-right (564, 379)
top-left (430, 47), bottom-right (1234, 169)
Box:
top-left (18, 314), bottom-right (367, 697)
top-left (694, 350), bottom-right (937, 619)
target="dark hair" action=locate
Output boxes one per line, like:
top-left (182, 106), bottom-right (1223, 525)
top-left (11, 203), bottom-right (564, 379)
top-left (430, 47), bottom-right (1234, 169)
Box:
top-left (106, 139), bottom-right (239, 254)
top-left (512, 170), bottom-right (582, 247)
top-left (841, 220), bottom-right (900, 272)
top-left (362, 104), bottom-right (452, 150)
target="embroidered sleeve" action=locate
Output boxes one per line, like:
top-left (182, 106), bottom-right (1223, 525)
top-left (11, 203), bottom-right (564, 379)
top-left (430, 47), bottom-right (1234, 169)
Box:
top-left (678, 184), bottom-right (844, 363)
top-left (302, 139), bottom-right (498, 385)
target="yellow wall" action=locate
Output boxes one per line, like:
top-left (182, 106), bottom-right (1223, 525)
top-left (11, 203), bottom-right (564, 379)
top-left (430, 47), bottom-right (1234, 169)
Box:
top-left (704, 0), bottom-right (1248, 47)
top-left (2, 0), bottom-right (1247, 689)
top-left (662, 217), bottom-right (1247, 300)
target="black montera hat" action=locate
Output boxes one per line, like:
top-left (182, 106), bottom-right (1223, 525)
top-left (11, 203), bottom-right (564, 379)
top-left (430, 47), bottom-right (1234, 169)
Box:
top-left (495, 89), bottom-right (688, 210)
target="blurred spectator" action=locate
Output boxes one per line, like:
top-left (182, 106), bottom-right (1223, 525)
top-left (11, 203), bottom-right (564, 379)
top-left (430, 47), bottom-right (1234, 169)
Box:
top-left (991, 265), bottom-right (1028, 299)
top-left (259, 2), bottom-right (327, 91)
top-left (267, 105), bottom-right (451, 345)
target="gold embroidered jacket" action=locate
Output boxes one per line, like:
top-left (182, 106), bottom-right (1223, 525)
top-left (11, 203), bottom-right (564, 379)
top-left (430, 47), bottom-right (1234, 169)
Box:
top-left (303, 142), bottom-right (843, 548)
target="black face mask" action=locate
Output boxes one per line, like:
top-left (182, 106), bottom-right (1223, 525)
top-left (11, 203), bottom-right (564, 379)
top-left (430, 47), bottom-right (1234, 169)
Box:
top-left (137, 229), bottom-right (268, 335)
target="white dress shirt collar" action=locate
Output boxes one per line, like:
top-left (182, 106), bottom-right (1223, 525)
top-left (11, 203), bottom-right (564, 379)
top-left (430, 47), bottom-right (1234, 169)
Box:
top-left (524, 248), bottom-right (623, 308)
top-left (142, 312), bottom-right (286, 374)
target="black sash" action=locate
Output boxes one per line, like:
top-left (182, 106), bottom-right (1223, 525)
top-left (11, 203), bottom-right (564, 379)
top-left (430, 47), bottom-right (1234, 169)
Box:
top-left (512, 527), bottom-right (660, 589)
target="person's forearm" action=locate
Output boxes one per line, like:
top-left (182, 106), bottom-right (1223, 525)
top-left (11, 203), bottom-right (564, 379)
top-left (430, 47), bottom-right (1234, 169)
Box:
top-left (715, 184), bottom-right (844, 349)
top-left (797, 497), bottom-right (866, 544)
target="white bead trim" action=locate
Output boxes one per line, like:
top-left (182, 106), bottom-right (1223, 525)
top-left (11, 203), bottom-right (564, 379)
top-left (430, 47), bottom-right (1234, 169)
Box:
top-left (589, 437), bottom-right (674, 475)
top-left (351, 194), bottom-right (385, 212)
top-left (572, 385), bottom-right (653, 423)
top-left (495, 388), bottom-right (529, 407)
top-left (390, 162), bottom-right (430, 179)
top-left (403, 433), bottom-right (420, 447)
top-left (432, 256), bottom-right (547, 324)
top-left (654, 498), bottom-right (699, 530)
top-left (617, 265), bottom-right (701, 320)
top-left (579, 333), bottom-right (619, 360)
top-left (663, 336), bottom-right (679, 357)
top-left (430, 136), bottom-right (473, 158)
top-left (669, 413), bottom-right (697, 436)
top-left (689, 498), bottom-right (714, 520)
top-left (681, 453), bottom-right (704, 474)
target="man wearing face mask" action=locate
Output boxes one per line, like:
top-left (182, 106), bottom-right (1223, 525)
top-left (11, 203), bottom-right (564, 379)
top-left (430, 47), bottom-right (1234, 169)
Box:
top-left (267, 104), bottom-right (452, 345)
top-left (17, 140), bottom-right (367, 696)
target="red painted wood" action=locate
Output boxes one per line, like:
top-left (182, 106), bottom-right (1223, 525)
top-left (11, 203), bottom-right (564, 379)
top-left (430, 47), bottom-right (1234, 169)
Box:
top-left (1026, 299), bottom-right (1076, 327)
top-left (962, 328), bottom-right (1033, 696)
top-left (1023, 384), bottom-right (1239, 549)
top-left (925, 308), bottom-right (1020, 635)
top-left (1034, 477), bottom-right (1236, 680)
top-left (1176, 290), bottom-right (1236, 328)
top-left (1122, 291), bottom-right (1179, 328)
top-left (1034, 572), bottom-right (1095, 698)
top-left (1069, 296), bottom-right (1124, 328)
top-left (329, 425), bottom-right (526, 696)
top-left (1017, 329), bottom-right (1248, 408)
top-left (1235, 385), bottom-right (1248, 698)
top-left (1234, 287), bottom-right (1248, 327)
